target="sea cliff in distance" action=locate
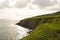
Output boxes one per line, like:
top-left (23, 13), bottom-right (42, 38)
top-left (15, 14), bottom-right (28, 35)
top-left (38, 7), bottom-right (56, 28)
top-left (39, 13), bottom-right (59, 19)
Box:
top-left (17, 11), bottom-right (60, 40)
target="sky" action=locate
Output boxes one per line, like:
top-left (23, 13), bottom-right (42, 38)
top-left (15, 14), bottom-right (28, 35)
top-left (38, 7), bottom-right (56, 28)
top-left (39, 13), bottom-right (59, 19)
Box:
top-left (0, 0), bottom-right (60, 20)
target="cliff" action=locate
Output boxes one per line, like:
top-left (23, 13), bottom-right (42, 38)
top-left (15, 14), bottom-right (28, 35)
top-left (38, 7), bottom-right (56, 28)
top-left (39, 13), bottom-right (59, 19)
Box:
top-left (17, 11), bottom-right (60, 40)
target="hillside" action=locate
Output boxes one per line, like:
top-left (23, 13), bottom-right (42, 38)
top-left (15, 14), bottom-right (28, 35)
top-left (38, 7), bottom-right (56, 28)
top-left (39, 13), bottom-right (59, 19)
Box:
top-left (17, 11), bottom-right (60, 40)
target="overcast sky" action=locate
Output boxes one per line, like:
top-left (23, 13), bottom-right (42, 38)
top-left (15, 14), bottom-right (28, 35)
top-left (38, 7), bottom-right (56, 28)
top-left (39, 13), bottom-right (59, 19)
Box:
top-left (0, 0), bottom-right (60, 20)
top-left (0, 0), bottom-right (59, 8)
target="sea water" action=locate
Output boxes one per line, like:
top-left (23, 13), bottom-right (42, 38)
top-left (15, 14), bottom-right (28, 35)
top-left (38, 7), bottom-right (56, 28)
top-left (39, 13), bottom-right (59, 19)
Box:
top-left (0, 19), bottom-right (30, 40)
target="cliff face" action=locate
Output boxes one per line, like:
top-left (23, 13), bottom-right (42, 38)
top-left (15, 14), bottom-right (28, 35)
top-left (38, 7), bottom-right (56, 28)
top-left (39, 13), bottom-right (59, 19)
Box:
top-left (16, 18), bottom-right (42, 29)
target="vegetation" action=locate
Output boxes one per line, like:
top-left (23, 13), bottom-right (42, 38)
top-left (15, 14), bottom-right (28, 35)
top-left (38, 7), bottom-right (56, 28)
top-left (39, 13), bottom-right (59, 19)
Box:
top-left (18, 11), bottom-right (60, 40)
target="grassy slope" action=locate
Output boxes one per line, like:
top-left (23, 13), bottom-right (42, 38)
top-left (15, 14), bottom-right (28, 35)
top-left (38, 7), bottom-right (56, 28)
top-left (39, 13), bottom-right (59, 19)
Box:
top-left (20, 11), bottom-right (60, 40)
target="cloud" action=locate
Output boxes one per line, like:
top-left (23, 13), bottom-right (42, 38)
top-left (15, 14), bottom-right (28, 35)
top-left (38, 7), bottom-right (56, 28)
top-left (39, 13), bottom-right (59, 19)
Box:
top-left (32, 0), bottom-right (58, 8)
top-left (0, 0), bottom-right (59, 11)
top-left (0, 0), bottom-right (30, 8)
top-left (15, 0), bottom-right (30, 8)
top-left (0, 0), bottom-right (9, 8)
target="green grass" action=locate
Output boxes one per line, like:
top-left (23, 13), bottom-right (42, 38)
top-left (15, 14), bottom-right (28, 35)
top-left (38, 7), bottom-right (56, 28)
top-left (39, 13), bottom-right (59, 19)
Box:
top-left (19, 11), bottom-right (60, 40)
